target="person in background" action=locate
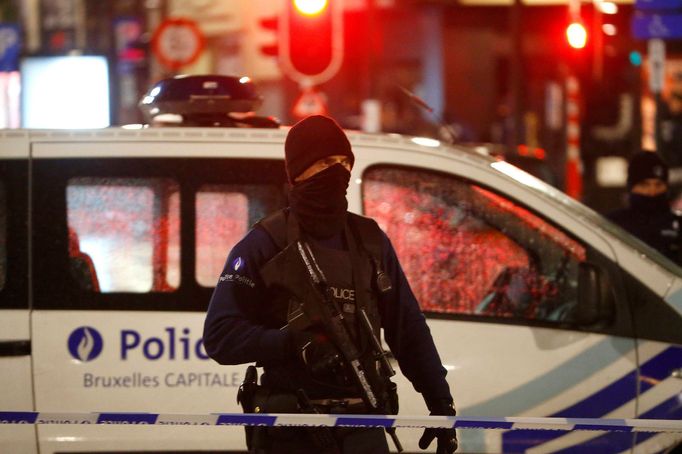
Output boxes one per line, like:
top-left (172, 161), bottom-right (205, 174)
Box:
top-left (608, 150), bottom-right (682, 265)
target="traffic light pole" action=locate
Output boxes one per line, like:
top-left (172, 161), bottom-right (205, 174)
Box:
top-left (362, 0), bottom-right (382, 132)
top-left (509, 0), bottom-right (524, 150)
top-left (367, 0), bottom-right (377, 99)
top-left (648, 39), bottom-right (665, 156)
top-left (592, 3), bottom-right (603, 82)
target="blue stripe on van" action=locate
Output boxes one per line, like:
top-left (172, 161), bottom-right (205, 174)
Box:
top-left (561, 394), bottom-right (682, 453)
top-left (466, 338), bottom-right (635, 417)
top-left (550, 433), bottom-right (635, 454)
top-left (633, 394), bottom-right (682, 447)
top-left (501, 346), bottom-right (681, 452)
top-left (501, 371), bottom-right (636, 450)
top-left (555, 346), bottom-right (681, 417)
top-left (639, 346), bottom-right (682, 387)
top-left (639, 392), bottom-right (682, 420)
top-left (550, 370), bottom-right (637, 418)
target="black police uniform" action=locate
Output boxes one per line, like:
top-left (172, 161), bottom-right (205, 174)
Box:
top-left (659, 98), bottom-right (682, 167)
top-left (607, 151), bottom-right (682, 266)
top-left (203, 209), bottom-right (453, 453)
top-left (608, 199), bottom-right (682, 265)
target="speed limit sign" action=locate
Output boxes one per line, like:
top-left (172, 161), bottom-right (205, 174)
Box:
top-left (152, 17), bottom-right (205, 70)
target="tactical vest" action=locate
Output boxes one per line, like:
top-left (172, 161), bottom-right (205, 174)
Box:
top-left (256, 208), bottom-right (389, 399)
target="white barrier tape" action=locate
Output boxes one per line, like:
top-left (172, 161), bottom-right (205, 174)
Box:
top-left (1, 412), bottom-right (681, 432)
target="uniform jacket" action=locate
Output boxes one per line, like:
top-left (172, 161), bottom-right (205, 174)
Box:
top-left (608, 204), bottom-right (682, 265)
top-left (203, 211), bottom-right (452, 405)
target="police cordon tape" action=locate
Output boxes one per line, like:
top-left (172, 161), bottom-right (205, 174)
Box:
top-left (1, 412), bottom-right (682, 432)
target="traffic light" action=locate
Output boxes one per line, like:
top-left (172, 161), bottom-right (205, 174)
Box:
top-left (280, 0), bottom-right (344, 85)
top-left (566, 21), bottom-right (588, 49)
top-left (294, 0), bottom-right (328, 15)
top-left (244, 1), bottom-right (282, 81)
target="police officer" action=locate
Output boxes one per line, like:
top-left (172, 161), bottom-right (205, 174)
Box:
top-left (608, 150), bottom-right (682, 264)
top-left (203, 115), bottom-right (457, 453)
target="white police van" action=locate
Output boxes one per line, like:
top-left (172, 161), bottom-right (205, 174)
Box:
top-left (1, 76), bottom-right (681, 453)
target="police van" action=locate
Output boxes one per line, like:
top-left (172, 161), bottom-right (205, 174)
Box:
top-left (1, 75), bottom-right (681, 453)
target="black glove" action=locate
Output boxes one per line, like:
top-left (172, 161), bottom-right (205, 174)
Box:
top-left (289, 329), bottom-right (343, 379)
top-left (419, 398), bottom-right (458, 453)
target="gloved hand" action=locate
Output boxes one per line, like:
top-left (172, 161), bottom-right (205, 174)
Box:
top-left (289, 329), bottom-right (343, 379)
top-left (419, 398), bottom-right (458, 453)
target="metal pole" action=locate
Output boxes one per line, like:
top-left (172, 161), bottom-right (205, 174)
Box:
top-left (361, 0), bottom-right (382, 133)
top-left (592, 2), bottom-right (603, 82)
top-left (367, 0), bottom-right (376, 99)
top-left (509, 0), bottom-right (523, 150)
top-left (648, 39), bottom-right (666, 154)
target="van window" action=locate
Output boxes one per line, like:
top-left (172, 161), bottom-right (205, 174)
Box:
top-left (362, 166), bottom-right (586, 323)
top-left (196, 184), bottom-right (286, 287)
top-left (67, 178), bottom-right (180, 293)
top-left (0, 182), bottom-right (5, 291)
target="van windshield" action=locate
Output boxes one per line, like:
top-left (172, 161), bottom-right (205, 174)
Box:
top-left (490, 160), bottom-right (682, 276)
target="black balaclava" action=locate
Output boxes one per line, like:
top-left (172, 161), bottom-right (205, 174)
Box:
top-left (629, 193), bottom-right (670, 213)
top-left (627, 151), bottom-right (669, 189)
top-left (289, 163), bottom-right (351, 238)
top-left (284, 115), bottom-right (355, 238)
top-left (627, 151), bottom-right (670, 213)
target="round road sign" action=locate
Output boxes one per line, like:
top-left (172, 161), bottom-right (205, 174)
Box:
top-left (152, 17), bottom-right (205, 70)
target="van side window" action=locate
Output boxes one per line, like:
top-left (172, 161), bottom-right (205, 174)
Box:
top-left (0, 182), bottom-right (5, 291)
top-left (67, 178), bottom-right (180, 293)
top-left (196, 184), bottom-right (286, 287)
top-left (362, 166), bottom-right (586, 323)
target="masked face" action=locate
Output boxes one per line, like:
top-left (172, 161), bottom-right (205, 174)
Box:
top-left (289, 163), bottom-right (351, 239)
top-left (629, 192), bottom-right (670, 213)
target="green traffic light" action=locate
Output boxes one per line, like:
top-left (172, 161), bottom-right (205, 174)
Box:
top-left (629, 51), bottom-right (642, 67)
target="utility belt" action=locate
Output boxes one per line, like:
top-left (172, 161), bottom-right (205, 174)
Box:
top-left (310, 397), bottom-right (367, 414)
top-left (238, 365), bottom-right (368, 415)
top-left (238, 365), bottom-right (377, 451)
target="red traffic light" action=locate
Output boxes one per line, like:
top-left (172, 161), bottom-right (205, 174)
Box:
top-left (566, 22), bottom-right (587, 49)
top-left (280, 0), bottom-right (343, 84)
top-left (293, 0), bottom-right (328, 16)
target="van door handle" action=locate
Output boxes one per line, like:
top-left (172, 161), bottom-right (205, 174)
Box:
top-left (0, 340), bottom-right (31, 357)
top-left (671, 369), bottom-right (682, 380)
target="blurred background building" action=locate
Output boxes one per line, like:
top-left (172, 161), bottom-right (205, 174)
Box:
top-left (0, 0), bottom-right (681, 213)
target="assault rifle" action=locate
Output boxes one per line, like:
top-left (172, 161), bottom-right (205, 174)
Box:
top-left (262, 239), bottom-right (402, 451)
